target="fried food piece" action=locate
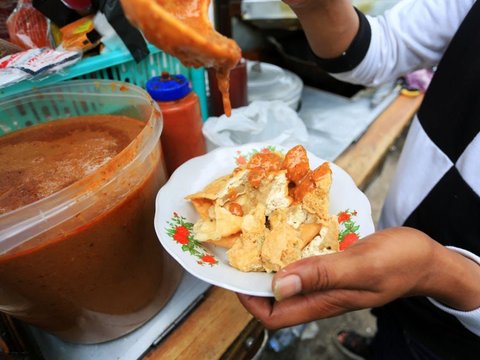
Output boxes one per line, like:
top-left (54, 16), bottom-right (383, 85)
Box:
top-left (227, 204), bottom-right (266, 272)
top-left (260, 206), bottom-right (333, 272)
top-left (186, 174), bottom-right (230, 219)
top-left (206, 232), bottom-right (240, 249)
top-left (228, 232), bottom-right (265, 272)
top-left (261, 207), bottom-right (303, 272)
top-left (283, 144), bottom-right (310, 185)
top-left (302, 216), bottom-right (339, 257)
top-left (193, 204), bottom-right (243, 242)
top-left (299, 223), bottom-right (322, 248)
top-left (119, 0), bottom-right (241, 116)
top-left (186, 145), bottom-right (341, 272)
top-left (258, 171), bottom-right (292, 216)
top-left (246, 152), bottom-right (284, 188)
top-left (261, 222), bottom-right (302, 273)
top-left (301, 162), bottom-right (332, 222)
top-left (186, 170), bottom-right (250, 218)
top-left (186, 174), bottom-right (231, 201)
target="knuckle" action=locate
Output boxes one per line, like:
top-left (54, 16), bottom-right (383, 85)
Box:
top-left (310, 262), bottom-right (330, 290)
top-left (256, 315), bottom-right (280, 330)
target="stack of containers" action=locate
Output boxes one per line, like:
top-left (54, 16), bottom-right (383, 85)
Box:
top-left (246, 60), bottom-right (303, 111)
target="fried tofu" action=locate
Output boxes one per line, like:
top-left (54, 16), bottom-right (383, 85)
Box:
top-left (186, 145), bottom-right (340, 272)
top-left (227, 204), bottom-right (266, 272)
top-left (262, 222), bottom-right (302, 272)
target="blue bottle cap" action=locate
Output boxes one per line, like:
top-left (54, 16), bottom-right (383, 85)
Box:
top-left (146, 72), bottom-right (192, 101)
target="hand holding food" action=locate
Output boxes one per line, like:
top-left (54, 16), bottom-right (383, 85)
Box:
top-left (119, 0), bottom-right (242, 116)
top-left (237, 227), bottom-right (480, 329)
top-left (186, 145), bottom-right (345, 273)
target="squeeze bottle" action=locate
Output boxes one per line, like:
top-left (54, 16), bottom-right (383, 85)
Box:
top-left (146, 72), bottom-right (207, 175)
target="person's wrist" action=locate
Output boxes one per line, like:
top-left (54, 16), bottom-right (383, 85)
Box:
top-left (420, 243), bottom-right (480, 311)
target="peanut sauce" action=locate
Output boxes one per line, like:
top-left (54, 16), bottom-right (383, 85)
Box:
top-left (119, 0), bottom-right (242, 117)
top-left (282, 145), bottom-right (310, 185)
top-left (0, 115), bottom-right (180, 343)
top-left (243, 146), bottom-right (331, 203)
top-left (228, 202), bottom-right (243, 217)
top-left (216, 69), bottom-right (233, 117)
top-left (246, 152), bottom-right (284, 188)
top-left (228, 188), bottom-right (238, 201)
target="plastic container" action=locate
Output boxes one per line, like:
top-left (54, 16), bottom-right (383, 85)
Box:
top-left (146, 73), bottom-right (207, 175)
top-left (0, 80), bottom-right (183, 344)
top-left (246, 61), bottom-right (303, 110)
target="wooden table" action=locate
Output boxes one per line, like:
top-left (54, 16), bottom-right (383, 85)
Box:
top-left (145, 93), bottom-right (424, 360)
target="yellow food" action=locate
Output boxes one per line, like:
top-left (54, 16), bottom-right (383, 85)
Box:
top-left (185, 145), bottom-right (339, 272)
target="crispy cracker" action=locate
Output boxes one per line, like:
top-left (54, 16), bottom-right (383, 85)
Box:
top-left (261, 223), bottom-right (302, 273)
top-left (185, 174), bottom-right (231, 201)
top-left (227, 232), bottom-right (265, 272)
top-left (206, 232), bottom-right (240, 249)
top-left (186, 146), bottom-right (341, 273)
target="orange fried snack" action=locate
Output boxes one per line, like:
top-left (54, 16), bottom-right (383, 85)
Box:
top-left (119, 0), bottom-right (242, 117)
top-left (185, 145), bottom-right (339, 272)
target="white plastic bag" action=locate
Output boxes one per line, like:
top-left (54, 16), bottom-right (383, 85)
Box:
top-left (202, 100), bottom-right (309, 151)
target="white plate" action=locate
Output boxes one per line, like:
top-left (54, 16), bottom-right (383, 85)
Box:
top-left (154, 143), bottom-right (375, 297)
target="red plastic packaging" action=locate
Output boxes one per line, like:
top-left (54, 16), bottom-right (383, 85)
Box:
top-left (6, 0), bottom-right (50, 49)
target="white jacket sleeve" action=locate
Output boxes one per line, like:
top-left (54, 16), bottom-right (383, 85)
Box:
top-left (333, 0), bottom-right (476, 87)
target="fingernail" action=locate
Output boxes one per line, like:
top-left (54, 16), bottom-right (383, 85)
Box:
top-left (274, 274), bottom-right (302, 301)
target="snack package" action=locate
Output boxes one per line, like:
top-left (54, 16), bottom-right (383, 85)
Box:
top-left (185, 145), bottom-right (343, 273)
top-left (6, 0), bottom-right (52, 49)
top-left (59, 15), bottom-right (101, 52)
top-left (0, 47), bottom-right (81, 88)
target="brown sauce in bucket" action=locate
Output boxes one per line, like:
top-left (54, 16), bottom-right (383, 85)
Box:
top-left (0, 115), bottom-right (181, 343)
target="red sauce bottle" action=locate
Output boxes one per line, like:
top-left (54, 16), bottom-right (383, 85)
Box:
top-left (146, 72), bottom-right (207, 176)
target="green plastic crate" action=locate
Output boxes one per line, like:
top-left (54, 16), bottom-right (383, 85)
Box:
top-left (0, 80), bottom-right (166, 136)
top-left (0, 44), bottom-right (208, 120)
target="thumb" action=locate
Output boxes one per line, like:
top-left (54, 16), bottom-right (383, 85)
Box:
top-left (272, 249), bottom-right (365, 301)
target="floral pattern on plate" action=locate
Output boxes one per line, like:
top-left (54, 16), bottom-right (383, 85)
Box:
top-left (234, 145), bottom-right (280, 165)
top-left (165, 213), bottom-right (218, 266)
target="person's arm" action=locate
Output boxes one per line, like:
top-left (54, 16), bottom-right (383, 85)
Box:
top-left (237, 227), bottom-right (480, 333)
top-left (282, 0), bottom-right (359, 59)
top-left (284, 0), bottom-right (475, 86)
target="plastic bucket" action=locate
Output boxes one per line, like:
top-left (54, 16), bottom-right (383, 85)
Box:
top-left (0, 80), bottom-right (183, 344)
